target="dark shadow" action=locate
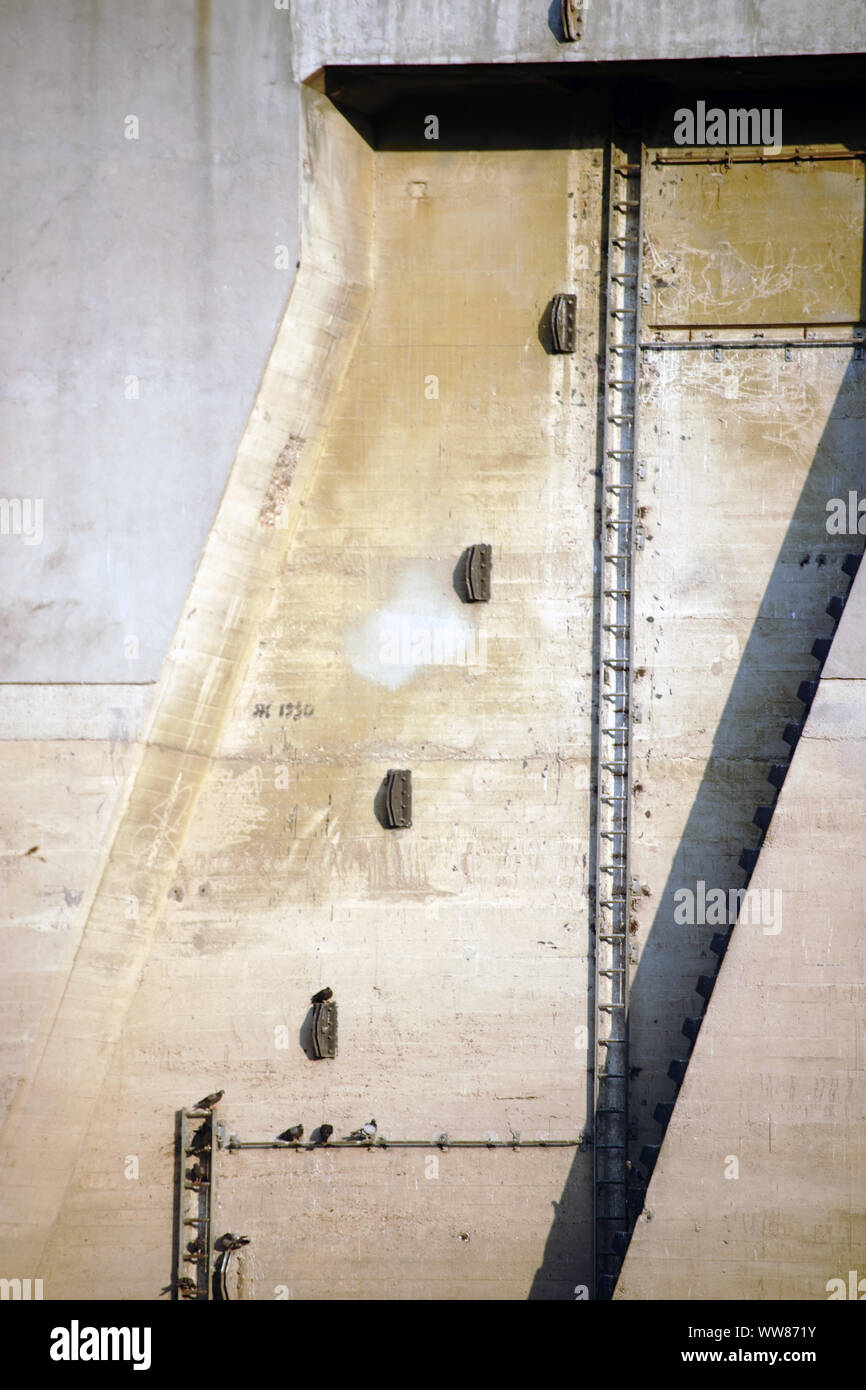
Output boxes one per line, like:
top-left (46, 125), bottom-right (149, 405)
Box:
top-left (547, 0), bottom-right (565, 43)
top-left (324, 58), bottom-right (866, 152)
top-left (538, 300), bottom-right (557, 356)
top-left (452, 549), bottom-right (471, 603)
top-left (299, 1006), bottom-right (317, 1059)
top-left (168, 1107), bottom-right (184, 1302)
top-left (373, 775), bottom-right (391, 828)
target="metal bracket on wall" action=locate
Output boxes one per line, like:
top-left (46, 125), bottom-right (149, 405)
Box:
top-left (311, 999), bottom-right (338, 1059)
top-left (561, 0), bottom-right (584, 42)
top-left (384, 769), bottom-right (412, 828)
top-left (550, 293), bottom-right (578, 352)
top-left (465, 543), bottom-right (492, 601)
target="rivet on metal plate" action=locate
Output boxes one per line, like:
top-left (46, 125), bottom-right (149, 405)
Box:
top-left (549, 293), bottom-right (578, 353)
top-left (465, 543), bottom-right (492, 602)
top-left (383, 769), bottom-right (412, 829)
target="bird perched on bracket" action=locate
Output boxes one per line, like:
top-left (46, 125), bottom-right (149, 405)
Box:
top-left (193, 1089), bottom-right (224, 1111)
top-left (311, 987), bottom-right (333, 1004)
top-left (277, 1123), bottom-right (304, 1143)
top-left (317, 1124), bottom-right (334, 1145)
top-left (345, 1119), bottom-right (377, 1142)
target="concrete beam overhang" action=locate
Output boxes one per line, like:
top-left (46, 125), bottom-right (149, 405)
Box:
top-left (289, 0), bottom-right (866, 78)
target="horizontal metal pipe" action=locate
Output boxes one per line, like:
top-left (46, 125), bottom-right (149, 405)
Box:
top-left (640, 339), bottom-right (862, 352)
top-left (653, 150), bottom-right (866, 166)
top-left (225, 1138), bottom-right (585, 1151)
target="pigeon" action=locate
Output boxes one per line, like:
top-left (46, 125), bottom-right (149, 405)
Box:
top-left (317, 1124), bottom-right (334, 1144)
top-left (217, 1232), bottom-right (251, 1251)
top-left (189, 1124), bottom-right (211, 1152)
top-left (345, 1119), bottom-right (377, 1142)
top-left (311, 987), bottom-right (333, 1004)
top-left (193, 1089), bottom-right (224, 1110)
top-left (278, 1123), bottom-right (304, 1143)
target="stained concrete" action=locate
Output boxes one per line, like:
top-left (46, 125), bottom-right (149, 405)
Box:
top-left (617, 576), bottom-right (866, 1297)
top-left (1, 85), bottom-right (608, 1301)
top-left (3, 13), bottom-right (866, 1303)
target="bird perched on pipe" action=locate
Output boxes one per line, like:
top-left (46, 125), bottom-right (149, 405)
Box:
top-left (311, 987), bottom-right (333, 1004)
top-left (345, 1119), bottom-right (377, 1142)
top-left (193, 1089), bottom-right (224, 1110)
top-left (317, 1124), bottom-right (334, 1145)
top-left (277, 1123), bottom-right (304, 1143)
top-left (217, 1232), bottom-right (251, 1251)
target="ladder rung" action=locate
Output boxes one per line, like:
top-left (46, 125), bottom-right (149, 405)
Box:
top-left (606, 483), bottom-right (633, 491)
top-left (614, 200), bottom-right (640, 209)
top-left (614, 163), bottom-right (641, 171)
top-left (611, 273), bottom-right (637, 281)
top-left (609, 343), bottom-right (637, 351)
top-left (608, 379), bottom-right (635, 385)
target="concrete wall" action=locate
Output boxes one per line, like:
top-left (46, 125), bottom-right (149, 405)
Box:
top-left (0, 0), bottom-right (298, 682)
top-left (617, 571), bottom-right (866, 1298)
top-left (0, 83), bottom-right (374, 1282)
top-left (290, 0), bottom-right (866, 78)
top-left (2, 87), bottom-right (607, 1302)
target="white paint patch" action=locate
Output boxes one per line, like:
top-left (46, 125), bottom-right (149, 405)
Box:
top-left (345, 564), bottom-right (481, 690)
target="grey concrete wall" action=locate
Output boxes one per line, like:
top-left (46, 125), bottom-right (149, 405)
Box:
top-left (0, 0), bottom-right (298, 682)
top-left (290, 0), bottom-right (866, 78)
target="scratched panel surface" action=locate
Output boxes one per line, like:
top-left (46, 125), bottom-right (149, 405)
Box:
top-left (644, 156), bottom-right (864, 325)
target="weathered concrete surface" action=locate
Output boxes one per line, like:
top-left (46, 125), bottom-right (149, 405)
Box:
top-left (19, 118), bottom-right (607, 1301)
top-left (290, 0), bottom-right (866, 78)
top-left (0, 0), bottom-right (298, 682)
top-left (0, 86), bottom-right (374, 1280)
top-left (626, 142), bottom-right (866, 1187)
top-left (3, 37), bottom-right (866, 1303)
top-left (0, 687), bottom-right (152, 1124)
top-left (616, 613), bottom-right (866, 1298)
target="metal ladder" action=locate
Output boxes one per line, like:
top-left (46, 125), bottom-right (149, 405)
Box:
top-left (175, 1107), bottom-right (219, 1299)
top-left (592, 130), bottom-right (644, 1300)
